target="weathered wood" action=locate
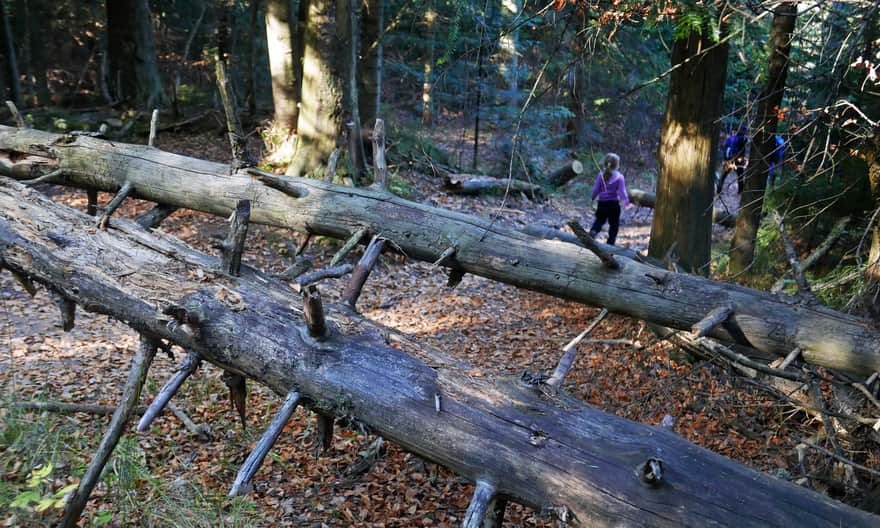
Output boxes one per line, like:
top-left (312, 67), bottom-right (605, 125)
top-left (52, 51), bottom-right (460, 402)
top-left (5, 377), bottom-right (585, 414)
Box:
top-left (547, 159), bottom-right (584, 187)
top-left (315, 413), bottom-right (334, 456)
top-left (148, 108), bottom-right (159, 147)
top-left (229, 390), bottom-right (301, 496)
top-left (222, 370), bottom-right (248, 429)
top-left (293, 264), bottom-right (353, 288)
top-left (331, 227), bottom-right (369, 266)
top-left (772, 215), bottom-right (850, 293)
top-left (342, 236), bottom-right (386, 309)
top-left (546, 308), bottom-right (608, 389)
top-left (372, 119), bottom-right (388, 189)
top-left (136, 203), bottom-right (178, 230)
top-left (60, 335), bottom-right (158, 528)
top-left (1, 178), bottom-right (877, 527)
top-left (302, 285), bottom-right (328, 338)
top-left (628, 188), bottom-right (736, 228)
top-left (48, 288), bottom-right (76, 331)
top-left (86, 189), bottom-right (97, 216)
top-left (221, 199), bottom-right (251, 276)
top-left (97, 181), bottom-right (135, 229)
top-left (275, 256), bottom-right (314, 281)
top-left (444, 173), bottom-right (543, 198)
top-left (22, 168), bottom-right (63, 186)
top-left (463, 480), bottom-right (497, 528)
top-left (137, 350), bottom-right (202, 432)
top-left (2, 127), bottom-right (880, 376)
top-left (567, 220), bottom-right (619, 269)
top-left (773, 211), bottom-right (816, 300)
top-left (690, 304), bottom-right (734, 338)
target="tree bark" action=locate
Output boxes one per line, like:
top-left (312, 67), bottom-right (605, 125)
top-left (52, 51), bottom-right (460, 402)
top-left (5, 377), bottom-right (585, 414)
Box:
top-left (648, 29), bottom-right (728, 274)
top-left (628, 189), bottom-right (736, 228)
top-left (0, 177), bottom-right (876, 527)
top-left (421, 1), bottom-right (436, 126)
top-left (2, 126), bottom-right (880, 376)
top-left (287, 0), bottom-right (345, 177)
top-left (862, 128), bottom-right (880, 318)
top-left (730, 2), bottom-right (797, 273)
top-left (358, 0), bottom-right (383, 129)
top-left (0, 0), bottom-right (21, 107)
top-left (106, 0), bottom-right (164, 108)
top-left (265, 0), bottom-right (299, 130)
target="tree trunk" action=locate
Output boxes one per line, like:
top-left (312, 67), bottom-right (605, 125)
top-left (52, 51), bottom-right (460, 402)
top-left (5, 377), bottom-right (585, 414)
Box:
top-left (106, 0), bottom-right (164, 108)
top-left (628, 189), bottom-right (736, 228)
top-left (358, 0), bottom-right (382, 129)
top-left (245, 0), bottom-right (261, 117)
top-left (265, 0), bottom-right (299, 130)
top-left (648, 30), bottom-right (728, 274)
top-left (0, 0), bottom-right (21, 107)
top-left (2, 126), bottom-right (880, 376)
top-left (421, 1), bottom-right (436, 126)
top-left (27, 0), bottom-right (48, 105)
top-left (496, 0), bottom-right (520, 104)
top-left (729, 2), bottom-right (797, 274)
top-left (0, 177), bottom-right (876, 527)
top-left (862, 129), bottom-right (880, 318)
top-left (340, 0), bottom-right (365, 182)
top-left (287, 0), bottom-right (345, 177)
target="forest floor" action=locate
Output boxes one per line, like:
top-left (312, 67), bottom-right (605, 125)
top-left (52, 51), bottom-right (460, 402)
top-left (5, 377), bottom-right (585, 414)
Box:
top-left (0, 127), bottom-right (870, 527)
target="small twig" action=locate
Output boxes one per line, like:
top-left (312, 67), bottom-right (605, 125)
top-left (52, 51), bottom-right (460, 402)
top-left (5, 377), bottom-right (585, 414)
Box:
top-left (772, 211), bottom-right (817, 301)
top-left (331, 227), bottom-right (369, 266)
top-left (97, 181), bottom-right (135, 230)
top-left (22, 168), bottom-right (64, 187)
top-left (810, 381), bottom-right (843, 457)
top-left (293, 264), bottom-right (353, 290)
top-left (778, 347), bottom-right (802, 370)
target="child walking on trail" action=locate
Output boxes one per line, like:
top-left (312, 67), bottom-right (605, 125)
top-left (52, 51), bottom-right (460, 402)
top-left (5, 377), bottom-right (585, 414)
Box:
top-left (589, 153), bottom-right (632, 246)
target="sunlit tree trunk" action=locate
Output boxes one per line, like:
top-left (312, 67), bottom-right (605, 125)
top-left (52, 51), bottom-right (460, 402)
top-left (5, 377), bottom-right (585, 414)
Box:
top-left (729, 3), bottom-right (797, 274)
top-left (358, 0), bottom-right (383, 129)
top-left (648, 29), bottom-right (728, 274)
top-left (497, 0), bottom-right (521, 105)
top-left (421, 1), bottom-right (436, 126)
top-left (862, 131), bottom-right (880, 318)
top-left (0, 0), bottom-right (21, 106)
top-left (265, 0), bottom-right (298, 130)
top-left (287, 0), bottom-right (345, 177)
top-left (106, 0), bottom-right (164, 108)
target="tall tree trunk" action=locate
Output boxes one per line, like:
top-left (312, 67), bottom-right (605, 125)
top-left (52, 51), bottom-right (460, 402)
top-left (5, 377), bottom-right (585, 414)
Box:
top-left (287, 0), bottom-right (345, 177)
top-left (0, 0), bottom-right (21, 106)
top-left (340, 0), bottom-right (365, 182)
top-left (106, 0), bottom-right (164, 108)
top-left (245, 0), bottom-right (261, 117)
top-left (496, 0), bottom-right (520, 103)
top-left (648, 30), bottom-right (728, 274)
top-left (265, 0), bottom-right (299, 130)
top-left (358, 0), bottom-right (382, 129)
top-left (862, 130), bottom-right (880, 318)
top-left (421, 1), bottom-right (436, 126)
top-left (27, 0), bottom-right (48, 105)
top-left (729, 3), bottom-right (797, 273)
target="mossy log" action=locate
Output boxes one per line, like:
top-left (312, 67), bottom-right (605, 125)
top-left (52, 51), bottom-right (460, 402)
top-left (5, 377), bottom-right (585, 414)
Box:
top-left (0, 177), bottom-right (876, 526)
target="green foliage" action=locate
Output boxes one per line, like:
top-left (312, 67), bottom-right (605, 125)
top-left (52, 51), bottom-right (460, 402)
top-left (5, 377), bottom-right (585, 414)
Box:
top-left (673, 5), bottom-right (720, 43)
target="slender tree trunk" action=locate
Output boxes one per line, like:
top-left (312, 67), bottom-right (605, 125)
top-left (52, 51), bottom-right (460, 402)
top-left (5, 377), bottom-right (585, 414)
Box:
top-left (340, 0), bottom-right (365, 182)
top-left (106, 0), bottom-right (164, 108)
top-left (0, 0), bottom-right (21, 106)
top-left (358, 0), bottom-right (382, 129)
top-left (421, 2), bottom-right (436, 126)
top-left (246, 0), bottom-right (261, 117)
top-left (648, 30), bottom-right (728, 274)
top-left (729, 3), bottom-right (797, 273)
top-left (862, 130), bottom-right (880, 318)
top-left (27, 0), bottom-right (48, 105)
top-left (287, 0), bottom-right (346, 177)
top-left (265, 0), bottom-right (298, 130)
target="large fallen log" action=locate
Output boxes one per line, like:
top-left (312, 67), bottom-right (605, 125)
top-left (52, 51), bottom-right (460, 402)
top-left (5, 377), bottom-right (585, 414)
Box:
top-left (443, 173), bottom-right (543, 198)
top-left (0, 178), bottom-right (876, 527)
top-left (1, 126), bottom-right (879, 376)
top-left (628, 188), bottom-right (737, 228)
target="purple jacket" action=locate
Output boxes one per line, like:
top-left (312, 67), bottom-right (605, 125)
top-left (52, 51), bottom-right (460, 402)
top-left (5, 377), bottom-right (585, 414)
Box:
top-left (591, 170), bottom-right (630, 205)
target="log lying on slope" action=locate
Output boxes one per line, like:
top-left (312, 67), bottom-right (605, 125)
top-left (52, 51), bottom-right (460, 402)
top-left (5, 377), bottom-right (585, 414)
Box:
top-left (1, 126), bottom-right (879, 376)
top-left (0, 179), bottom-right (876, 527)
top-left (628, 188), bottom-right (737, 228)
top-left (443, 173), bottom-right (543, 198)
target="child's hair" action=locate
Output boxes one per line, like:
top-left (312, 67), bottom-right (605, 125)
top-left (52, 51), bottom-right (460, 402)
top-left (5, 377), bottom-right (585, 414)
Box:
top-left (603, 153), bottom-right (620, 178)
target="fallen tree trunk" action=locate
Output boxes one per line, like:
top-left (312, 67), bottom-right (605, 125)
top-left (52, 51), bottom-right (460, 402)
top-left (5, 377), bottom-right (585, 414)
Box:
top-left (547, 159), bottom-right (584, 186)
top-left (628, 188), bottom-right (737, 228)
top-left (1, 126), bottom-right (880, 376)
top-left (443, 173), bottom-right (543, 198)
top-left (0, 178), bottom-right (876, 526)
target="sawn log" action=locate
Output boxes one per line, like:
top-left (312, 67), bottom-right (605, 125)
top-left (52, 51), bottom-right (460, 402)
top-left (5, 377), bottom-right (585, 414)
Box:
top-left (0, 177), bottom-right (876, 526)
top-left (0, 126), bottom-right (879, 376)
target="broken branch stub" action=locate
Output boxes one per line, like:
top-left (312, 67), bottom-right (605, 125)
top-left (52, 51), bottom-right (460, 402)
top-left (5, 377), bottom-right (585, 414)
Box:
top-left (221, 199), bottom-right (251, 276)
top-left (97, 181), bottom-right (135, 230)
top-left (342, 236), bottom-right (386, 310)
top-left (567, 220), bottom-right (619, 269)
top-left (229, 390), bottom-right (301, 496)
top-left (690, 304), bottom-right (734, 338)
top-left (463, 480), bottom-right (497, 528)
top-left (302, 285), bottom-right (328, 339)
top-left (137, 350), bottom-right (203, 432)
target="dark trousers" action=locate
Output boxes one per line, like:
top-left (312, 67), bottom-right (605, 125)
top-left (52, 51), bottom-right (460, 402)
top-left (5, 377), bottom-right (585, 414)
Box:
top-left (590, 200), bottom-right (621, 245)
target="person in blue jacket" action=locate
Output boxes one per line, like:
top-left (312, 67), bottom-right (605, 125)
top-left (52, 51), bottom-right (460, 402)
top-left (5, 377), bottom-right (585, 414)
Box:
top-left (767, 134), bottom-right (785, 187)
top-left (716, 125), bottom-right (749, 194)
